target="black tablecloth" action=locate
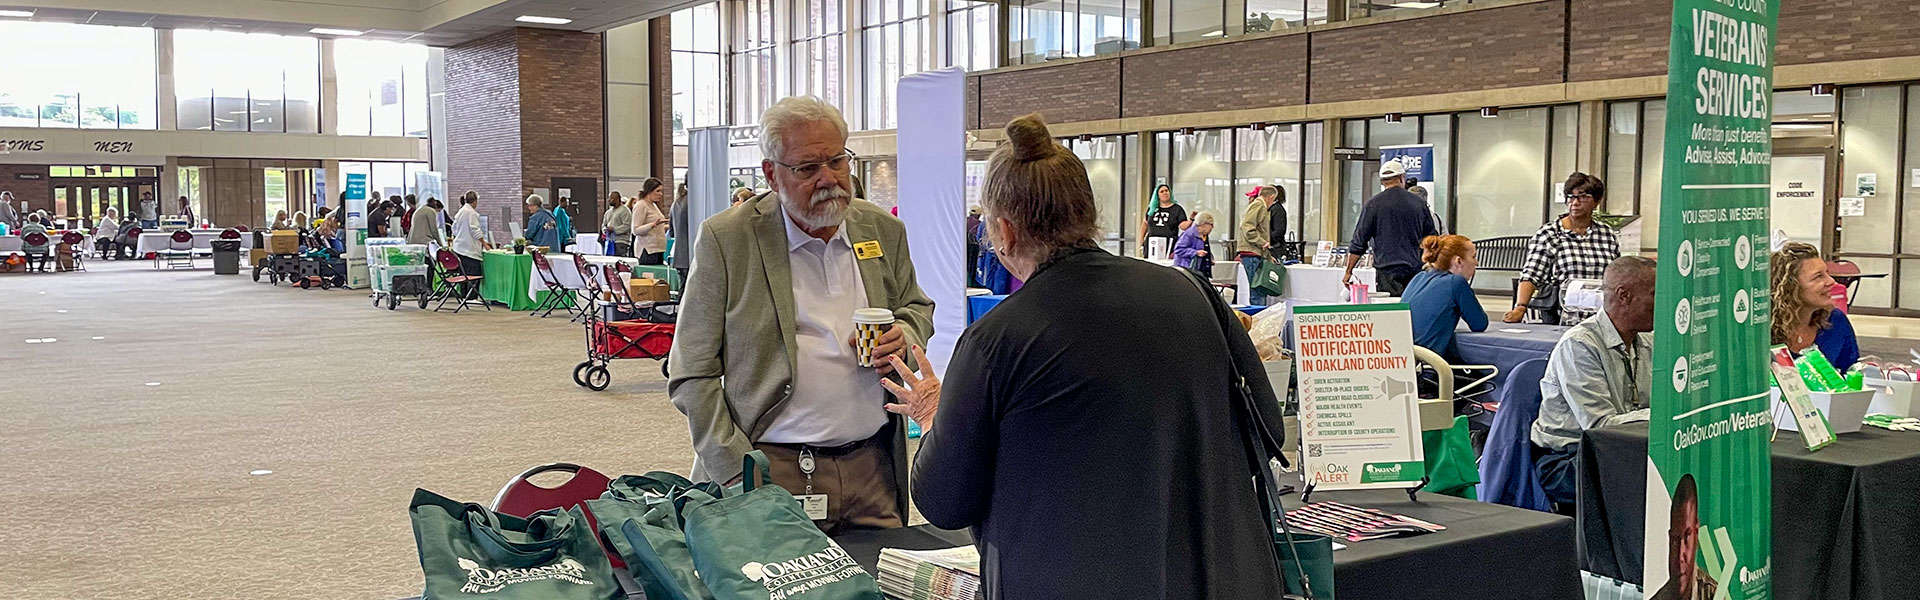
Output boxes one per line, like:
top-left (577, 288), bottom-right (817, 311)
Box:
top-left (1282, 489), bottom-right (1580, 599)
top-left (1580, 423), bottom-right (1920, 599)
top-left (842, 490), bottom-right (1581, 600)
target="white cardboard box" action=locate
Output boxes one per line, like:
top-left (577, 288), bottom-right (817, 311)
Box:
top-left (1772, 388), bottom-right (1875, 434)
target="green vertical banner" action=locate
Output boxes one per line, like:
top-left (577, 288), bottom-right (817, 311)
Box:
top-left (1647, 1), bottom-right (1776, 599)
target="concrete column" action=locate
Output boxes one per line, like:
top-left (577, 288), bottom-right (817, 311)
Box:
top-left (1577, 100), bottom-right (1606, 175)
top-left (428, 46), bottom-right (449, 173)
top-left (1319, 118), bottom-right (1342, 241)
top-left (156, 29), bottom-right (177, 131)
top-left (319, 38), bottom-right (339, 134)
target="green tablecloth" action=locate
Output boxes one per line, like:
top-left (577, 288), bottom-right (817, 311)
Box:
top-left (481, 250), bottom-right (567, 310)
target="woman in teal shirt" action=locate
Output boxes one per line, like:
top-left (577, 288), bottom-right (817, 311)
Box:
top-left (1402, 234), bottom-right (1488, 361)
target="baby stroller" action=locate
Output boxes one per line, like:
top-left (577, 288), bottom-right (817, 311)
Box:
top-left (573, 261), bottom-right (677, 391)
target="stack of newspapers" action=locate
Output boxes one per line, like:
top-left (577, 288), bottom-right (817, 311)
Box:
top-left (877, 546), bottom-right (983, 600)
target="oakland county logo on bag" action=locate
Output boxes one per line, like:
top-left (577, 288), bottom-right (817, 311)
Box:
top-left (456, 556), bottom-right (594, 594)
top-left (739, 542), bottom-right (869, 600)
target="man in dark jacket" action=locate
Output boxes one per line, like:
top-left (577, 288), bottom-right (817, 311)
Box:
top-left (1344, 158), bottom-right (1438, 295)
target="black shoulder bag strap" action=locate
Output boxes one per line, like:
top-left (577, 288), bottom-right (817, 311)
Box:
top-left (1178, 270), bottom-right (1315, 599)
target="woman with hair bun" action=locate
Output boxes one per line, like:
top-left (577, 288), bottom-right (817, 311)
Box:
top-left (1403, 234), bottom-right (1488, 361)
top-left (880, 113), bottom-right (1286, 598)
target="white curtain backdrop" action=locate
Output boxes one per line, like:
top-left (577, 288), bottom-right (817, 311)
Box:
top-left (685, 127), bottom-right (732, 264)
top-left (895, 68), bottom-right (967, 378)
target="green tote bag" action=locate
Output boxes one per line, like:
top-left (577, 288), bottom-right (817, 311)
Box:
top-left (677, 452), bottom-right (884, 600)
top-left (1253, 259), bottom-right (1289, 297)
top-left (409, 488), bottom-right (621, 600)
top-left (587, 471), bottom-right (715, 600)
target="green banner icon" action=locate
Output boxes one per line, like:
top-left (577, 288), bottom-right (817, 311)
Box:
top-left (1647, 1), bottom-right (1777, 599)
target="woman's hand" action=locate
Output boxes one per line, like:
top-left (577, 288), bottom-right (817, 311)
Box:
top-left (1503, 306), bottom-right (1527, 323)
top-left (880, 345), bottom-right (940, 431)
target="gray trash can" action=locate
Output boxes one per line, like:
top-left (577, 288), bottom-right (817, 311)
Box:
top-left (211, 239), bottom-right (242, 274)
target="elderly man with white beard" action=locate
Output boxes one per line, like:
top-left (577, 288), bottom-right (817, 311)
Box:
top-left (668, 96), bottom-right (934, 533)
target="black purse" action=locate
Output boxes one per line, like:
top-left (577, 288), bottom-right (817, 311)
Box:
top-left (1179, 270), bottom-right (1334, 599)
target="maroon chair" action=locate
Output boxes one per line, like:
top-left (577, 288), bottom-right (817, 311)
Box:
top-left (59, 231), bottom-right (86, 272)
top-left (431, 248), bottom-right (489, 312)
top-left (21, 231), bottom-right (51, 272)
top-left (157, 229), bottom-right (195, 269)
top-left (489, 464), bottom-right (637, 588)
top-left (528, 249), bottom-right (578, 319)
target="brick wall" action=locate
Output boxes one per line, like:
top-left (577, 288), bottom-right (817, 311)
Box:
top-left (0, 165), bottom-right (51, 213)
top-left (446, 29), bottom-right (522, 235)
top-left (1778, 0), bottom-right (1920, 65)
top-left (516, 28), bottom-right (606, 216)
top-left (976, 59), bottom-right (1120, 130)
top-left (1568, 0), bottom-right (1668, 81)
top-left (1311, 2), bottom-right (1565, 103)
top-left (965, 76), bottom-right (981, 131)
top-left (1123, 35), bottom-right (1308, 118)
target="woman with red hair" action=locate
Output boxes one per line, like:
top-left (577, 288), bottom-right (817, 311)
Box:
top-left (1402, 234), bottom-right (1488, 361)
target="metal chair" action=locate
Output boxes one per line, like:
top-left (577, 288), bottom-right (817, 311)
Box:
top-left (571, 253), bottom-right (603, 324)
top-left (430, 248), bottom-right (489, 312)
top-left (20, 231), bottom-right (51, 272)
top-left (528, 249), bottom-right (579, 319)
top-left (157, 230), bottom-right (195, 269)
top-left (59, 231), bottom-right (86, 272)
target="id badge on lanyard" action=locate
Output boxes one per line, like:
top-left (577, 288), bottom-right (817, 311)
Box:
top-left (797, 448), bottom-right (829, 521)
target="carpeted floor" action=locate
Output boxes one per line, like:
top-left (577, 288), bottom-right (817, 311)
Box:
top-left (2, 260), bottom-right (694, 599)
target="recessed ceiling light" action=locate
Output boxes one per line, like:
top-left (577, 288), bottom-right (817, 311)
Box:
top-left (1390, 2), bottom-right (1441, 8)
top-left (309, 27), bottom-right (366, 36)
top-left (516, 15), bottom-right (573, 24)
top-left (0, 9), bottom-right (34, 17)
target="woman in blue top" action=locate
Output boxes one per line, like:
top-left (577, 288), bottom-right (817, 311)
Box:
top-left (1402, 234), bottom-right (1488, 361)
top-left (1172, 211), bottom-right (1215, 278)
top-left (1771, 242), bottom-right (1860, 371)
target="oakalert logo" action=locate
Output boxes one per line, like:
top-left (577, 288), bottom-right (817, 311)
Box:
top-left (741, 542), bottom-right (869, 599)
top-left (456, 556), bottom-right (593, 594)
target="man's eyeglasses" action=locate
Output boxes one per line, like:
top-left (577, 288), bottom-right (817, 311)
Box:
top-left (772, 149), bottom-right (856, 179)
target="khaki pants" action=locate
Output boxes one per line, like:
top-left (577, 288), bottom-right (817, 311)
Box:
top-left (753, 428), bottom-right (903, 535)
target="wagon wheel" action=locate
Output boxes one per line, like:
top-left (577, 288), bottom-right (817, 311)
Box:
top-left (573, 361), bottom-right (593, 387)
top-left (585, 365), bottom-right (611, 391)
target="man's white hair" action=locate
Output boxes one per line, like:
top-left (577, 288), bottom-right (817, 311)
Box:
top-left (526, 193), bottom-right (545, 207)
top-left (759, 96), bottom-right (848, 162)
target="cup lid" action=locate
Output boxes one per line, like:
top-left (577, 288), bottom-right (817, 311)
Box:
top-left (853, 307), bottom-right (894, 324)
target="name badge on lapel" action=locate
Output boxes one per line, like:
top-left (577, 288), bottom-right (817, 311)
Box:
top-left (854, 240), bottom-right (884, 260)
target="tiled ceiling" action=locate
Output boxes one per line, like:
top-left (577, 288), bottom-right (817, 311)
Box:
top-left (0, 0), bottom-right (707, 45)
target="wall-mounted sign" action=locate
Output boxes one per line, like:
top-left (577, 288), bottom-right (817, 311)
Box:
top-left (91, 140), bottom-right (134, 154)
top-left (1380, 144), bottom-right (1435, 184)
top-left (1332, 147), bottom-right (1368, 160)
top-left (14, 172), bottom-right (45, 180)
top-left (2, 139), bottom-right (47, 152)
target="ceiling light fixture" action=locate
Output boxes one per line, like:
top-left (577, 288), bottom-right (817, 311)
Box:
top-left (516, 15), bottom-right (573, 25)
top-left (1389, 2), bottom-right (1442, 8)
top-left (0, 9), bottom-right (34, 17)
top-left (1179, 127), bottom-right (1196, 136)
top-left (1810, 83), bottom-right (1837, 96)
top-left (1480, 106), bottom-right (1500, 118)
top-left (308, 27), bottom-right (366, 36)
top-left (1384, 113), bottom-right (1403, 124)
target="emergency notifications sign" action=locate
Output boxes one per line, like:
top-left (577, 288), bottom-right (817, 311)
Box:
top-left (1293, 303), bottom-right (1425, 490)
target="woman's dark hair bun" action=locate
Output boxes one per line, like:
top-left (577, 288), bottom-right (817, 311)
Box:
top-left (1004, 113), bottom-right (1056, 162)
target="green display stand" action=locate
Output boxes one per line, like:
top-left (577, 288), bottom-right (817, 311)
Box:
top-left (481, 250), bottom-right (569, 310)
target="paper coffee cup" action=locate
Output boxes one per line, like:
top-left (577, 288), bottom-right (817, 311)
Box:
top-left (853, 308), bottom-right (894, 367)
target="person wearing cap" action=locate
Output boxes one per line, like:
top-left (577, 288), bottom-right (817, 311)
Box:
top-left (1407, 176), bottom-right (1445, 235)
top-left (670, 96), bottom-right (933, 534)
top-left (1236, 185), bottom-right (1286, 305)
top-left (1344, 158), bottom-right (1438, 296)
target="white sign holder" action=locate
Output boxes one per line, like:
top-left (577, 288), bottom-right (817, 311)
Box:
top-left (1291, 303), bottom-right (1428, 502)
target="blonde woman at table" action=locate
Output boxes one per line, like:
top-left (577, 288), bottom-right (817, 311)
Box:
top-left (631, 177), bottom-right (670, 265)
top-left (1770, 242), bottom-right (1860, 371)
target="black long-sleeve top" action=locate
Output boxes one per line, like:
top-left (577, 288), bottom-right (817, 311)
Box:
top-left (1348, 186), bottom-right (1439, 271)
top-left (912, 249), bottom-right (1285, 599)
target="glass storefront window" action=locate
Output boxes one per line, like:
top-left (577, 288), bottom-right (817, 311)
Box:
top-left (1348, 0), bottom-right (1456, 19)
top-left (944, 1), bottom-right (998, 71)
top-left (791, 0), bottom-right (847, 110)
top-left (176, 30), bottom-right (319, 133)
top-left (1156, 0), bottom-right (1224, 44)
top-left (1245, 0), bottom-right (1327, 32)
top-left (1020, 0), bottom-right (1140, 64)
top-left (1454, 106), bottom-right (1548, 241)
top-left (335, 40), bottom-right (431, 137)
top-left (0, 21), bottom-right (156, 129)
top-left (1066, 134), bottom-right (1133, 253)
top-left (1604, 102), bottom-right (1640, 217)
top-left (674, 3), bottom-right (725, 143)
top-left (1838, 85), bottom-right (1902, 308)
top-left (861, 0), bottom-right (930, 130)
top-left (731, 0), bottom-right (779, 125)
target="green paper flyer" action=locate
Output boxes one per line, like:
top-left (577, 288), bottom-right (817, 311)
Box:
top-left (1647, 0), bottom-right (1777, 598)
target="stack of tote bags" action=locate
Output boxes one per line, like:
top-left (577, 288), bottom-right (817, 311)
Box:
top-left (410, 451), bottom-right (884, 600)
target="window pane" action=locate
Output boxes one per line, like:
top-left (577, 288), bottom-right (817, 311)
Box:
top-left (1234, 124), bottom-right (1304, 245)
top-left (1605, 102), bottom-right (1640, 216)
top-left (1173, 0), bottom-right (1225, 42)
top-left (1550, 104), bottom-right (1580, 208)
top-left (1454, 106), bottom-right (1549, 240)
top-left (1301, 122), bottom-right (1324, 244)
top-left (0, 21), bottom-right (155, 130)
top-left (1424, 115), bottom-right (1453, 228)
top-left (1074, 135), bottom-right (1127, 252)
top-left (1170, 129), bottom-right (1232, 246)
top-left (1838, 85), bottom-right (1900, 255)
top-left (1905, 86), bottom-right (1920, 255)
top-left (1637, 101), bottom-right (1667, 250)
top-left (177, 30), bottom-right (317, 133)
top-left (336, 40), bottom-right (426, 137)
